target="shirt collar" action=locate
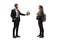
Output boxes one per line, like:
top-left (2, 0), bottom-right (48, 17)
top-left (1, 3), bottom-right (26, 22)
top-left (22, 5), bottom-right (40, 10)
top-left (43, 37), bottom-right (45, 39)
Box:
top-left (15, 8), bottom-right (18, 11)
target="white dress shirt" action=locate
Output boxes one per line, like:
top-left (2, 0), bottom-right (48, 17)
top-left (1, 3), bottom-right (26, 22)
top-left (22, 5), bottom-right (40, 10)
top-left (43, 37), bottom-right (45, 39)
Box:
top-left (15, 8), bottom-right (19, 18)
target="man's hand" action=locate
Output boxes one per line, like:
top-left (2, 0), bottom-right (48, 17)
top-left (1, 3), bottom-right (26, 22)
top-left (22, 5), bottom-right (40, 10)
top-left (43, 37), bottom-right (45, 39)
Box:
top-left (25, 11), bottom-right (30, 16)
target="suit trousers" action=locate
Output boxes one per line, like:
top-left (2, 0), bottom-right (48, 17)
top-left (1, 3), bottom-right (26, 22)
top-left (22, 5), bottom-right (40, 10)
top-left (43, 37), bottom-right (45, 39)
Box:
top-left (13, 19), bottom-right (20, 37)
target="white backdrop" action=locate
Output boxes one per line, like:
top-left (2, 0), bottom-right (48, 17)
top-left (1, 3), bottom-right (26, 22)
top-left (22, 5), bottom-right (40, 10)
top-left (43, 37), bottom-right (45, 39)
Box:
top-left (0, 0), bottom-right (60, 40)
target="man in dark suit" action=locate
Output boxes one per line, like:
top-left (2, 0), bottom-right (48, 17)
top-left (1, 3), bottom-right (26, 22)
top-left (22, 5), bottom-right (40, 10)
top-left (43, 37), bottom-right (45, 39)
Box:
top-left (11, 3), bottom-right (30, 38)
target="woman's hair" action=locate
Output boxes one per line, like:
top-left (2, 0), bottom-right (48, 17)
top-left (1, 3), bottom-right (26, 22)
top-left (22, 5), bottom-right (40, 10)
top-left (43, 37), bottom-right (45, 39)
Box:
top-left (39, 5), bottom-right (43, 10)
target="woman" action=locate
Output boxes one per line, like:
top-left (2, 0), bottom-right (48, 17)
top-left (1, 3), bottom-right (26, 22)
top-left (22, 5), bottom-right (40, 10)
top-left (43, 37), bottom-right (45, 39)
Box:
top-left (36, 5), bottom-right (44, 38)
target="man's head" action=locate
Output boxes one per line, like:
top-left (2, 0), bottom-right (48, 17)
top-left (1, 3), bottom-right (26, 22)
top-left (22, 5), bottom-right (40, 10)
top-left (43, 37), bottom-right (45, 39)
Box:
top-left (14, 3), bottom-right (18, 9)
top-left (39, 5), bottom-right (43, 11)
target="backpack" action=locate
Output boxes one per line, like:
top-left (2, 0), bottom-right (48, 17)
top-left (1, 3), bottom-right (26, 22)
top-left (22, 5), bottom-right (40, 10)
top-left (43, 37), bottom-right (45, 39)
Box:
top-left (42, 13), bottom-right (46, 22)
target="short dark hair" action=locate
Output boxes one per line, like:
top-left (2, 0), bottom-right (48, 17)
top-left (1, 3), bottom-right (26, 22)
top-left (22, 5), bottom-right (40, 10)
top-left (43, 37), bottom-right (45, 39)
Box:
top-left (14, 3), bottom-right (18, 6)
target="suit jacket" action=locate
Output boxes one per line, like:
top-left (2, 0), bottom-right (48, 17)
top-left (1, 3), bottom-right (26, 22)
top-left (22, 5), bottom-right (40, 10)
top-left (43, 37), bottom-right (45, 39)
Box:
top-left (11, 9), bottom-right (25, 22)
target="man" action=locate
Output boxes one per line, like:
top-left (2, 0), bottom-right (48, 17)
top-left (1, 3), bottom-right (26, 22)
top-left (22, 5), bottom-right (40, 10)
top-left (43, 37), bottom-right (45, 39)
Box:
top-left (11, 3), bottom-right (30, 38)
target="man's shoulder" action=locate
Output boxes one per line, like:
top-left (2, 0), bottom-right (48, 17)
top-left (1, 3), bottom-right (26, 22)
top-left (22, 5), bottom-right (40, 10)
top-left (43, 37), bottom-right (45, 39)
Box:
top-left (11, 9), bottom-right (15, 11)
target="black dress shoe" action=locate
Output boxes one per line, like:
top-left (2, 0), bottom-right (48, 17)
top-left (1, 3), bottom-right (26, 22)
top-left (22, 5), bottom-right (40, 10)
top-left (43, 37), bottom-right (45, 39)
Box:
top-left (39, 36), bottom-right (44, 38)
top-left (37, 35), bottom-right (41, 37)
top-left (16, 35), bottom-right (20, 37)
top-left (13, 36), bottom-right (16, 38)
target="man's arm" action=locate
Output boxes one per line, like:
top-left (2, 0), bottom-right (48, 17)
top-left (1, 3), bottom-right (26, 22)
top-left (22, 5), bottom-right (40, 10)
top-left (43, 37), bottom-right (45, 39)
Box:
top-left (18, 10), bottom-right (30, 16)
top-left (19, 10), bottom-right (26, 16)
top-left (20, 13), bottom-right (26, 16)
top-left (11, 10), bottom-right (14, 19)
top-left (11, 9), bottom-right (17, 22)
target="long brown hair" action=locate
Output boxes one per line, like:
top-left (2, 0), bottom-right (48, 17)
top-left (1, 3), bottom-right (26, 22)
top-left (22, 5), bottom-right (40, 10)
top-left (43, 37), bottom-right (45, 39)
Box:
top-left (39, 5), bottom-right (43, 10)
